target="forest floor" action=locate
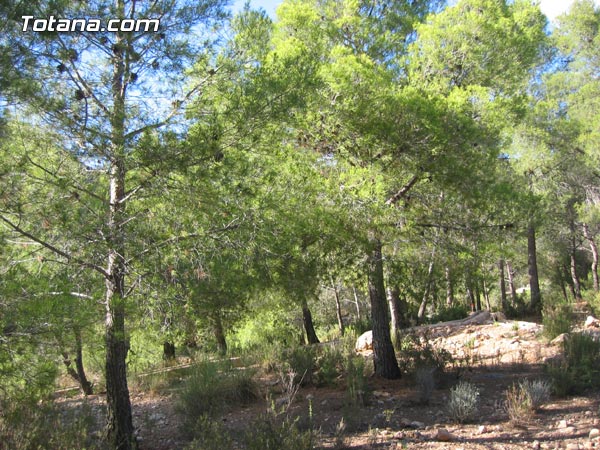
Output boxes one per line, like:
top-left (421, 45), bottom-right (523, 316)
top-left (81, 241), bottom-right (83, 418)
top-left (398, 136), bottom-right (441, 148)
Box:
top-left (55, 307), bottom-right (600, 449)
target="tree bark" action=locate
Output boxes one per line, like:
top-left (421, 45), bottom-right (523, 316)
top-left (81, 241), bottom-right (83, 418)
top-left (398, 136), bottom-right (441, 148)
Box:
top-left (352, 285), bottom-right (362, 320)
top-left (583, 223), bottom-right (599, 292)
top-left (367, 236), bottom-right (401, 379)
top-left (445, 266), bottom-right (454, 307)
top-left (417, 254), bottom-right (435, 323)
top-left (387, 286), bottom-right (403, 339)
top-left (527, 222), bottom-right (542, 312)
top-left (506, 260), bottom-right (518, 306)
top-left (569, 215), bottom-right (582, 301)
top-left (163, 341), bottom-right (176, 360)
top-left (482, 278), bottom-right (492, 311)
top-left (105, 13), bottom-right (135, 447)
top-left (499, 259), bottom-right (508, 313)
top-left (475, 283), bottom-right (482, 311)
top-left (466, 282), bottom-right (475, 312)
top-left (330, 275), bottom-right (345, 336)
top-left (301, 298), bottom-right (320, 344)
top-left (212, 314), bottom-right (228, 356)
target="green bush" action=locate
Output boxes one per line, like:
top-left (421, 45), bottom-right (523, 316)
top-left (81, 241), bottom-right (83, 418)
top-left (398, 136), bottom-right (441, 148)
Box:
top-left (447, 381), bottom-right (480, 423)
top-left (315, 345), bottom-right (344, 386)
top-left (0, 400), bottom-right (103, 450)
top-left (280, 346), bottom-right (316, 386)
top-left (177, 359), bottom-right (259, 430)
top-left (397, 333), bottom-right (453, 374)
top-left (546, 332), bottom-right (600, 396)
top-left (543, 303), bottom-right (573, 340)
top-left (429, 304), bottom-right (469, 323)
top-left (183, 414), bottom-right (233, 450)
top-left (244, 415), bottom-right (315, 450)
top-left (344, 355), bottom-right (370, 407)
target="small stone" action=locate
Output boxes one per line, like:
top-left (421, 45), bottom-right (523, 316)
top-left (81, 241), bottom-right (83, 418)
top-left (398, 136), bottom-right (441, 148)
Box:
top-left (590, 428), bottom-right (600, 439)
top-left (478, 425), bottom-right (488, 434)
top-left (532, 440), bottom-right (541, 450)
top-left (410, 421), bottom-right (425, 429)
top-left (566, 443), bottom-right (580, 450)
top-left (393, 431), bottom-right (405, 440)
top-left (558, 420), bottom-right (569, 429)
top-left (552, 334), bottom-right (568, 345)
top-left (436, 428), bottom-right (457, 442)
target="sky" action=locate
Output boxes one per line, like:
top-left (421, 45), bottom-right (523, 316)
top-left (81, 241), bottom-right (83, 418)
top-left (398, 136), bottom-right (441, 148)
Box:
top-left (232, 0), bottom-right (596, 23)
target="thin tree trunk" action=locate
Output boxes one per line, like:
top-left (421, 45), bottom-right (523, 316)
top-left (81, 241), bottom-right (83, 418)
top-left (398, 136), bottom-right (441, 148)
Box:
top-left (570, 250), bottom-right (583, 301)
top-left (499, 259), bottom-right (508, 313)
top-left (387, 286), bottom-right (402, 339)
top-left (483, 278), bottom-right (491, 311)
top-left (583, 223), bottom-right (599, 292)
top-left (352, 285), bottom-right (361, 320)
top-left (163, 341), bottom-right (176, 360)
top-left (212, 314), bottom-right (227, 356)
top-left (417, 254), bottom-right (435, 323)
top-left (301, 298), bottom-right (320, 344)
top-left (367, 236), bottom-right (400, 379)
top-left (475, 283), bottom-right (482, 311)
top-left (527, 222), bottom-right (542, 312)
top-left (506, 260), bottom-right (518, 306)
top-left (330, 275), bottom-right (345, 336)
top-left (466, 282), bottom-right (475, 312)
top-left (73, 328), bottom-right (93, 395)
top-left (445, 266), bottom-right (454, 307)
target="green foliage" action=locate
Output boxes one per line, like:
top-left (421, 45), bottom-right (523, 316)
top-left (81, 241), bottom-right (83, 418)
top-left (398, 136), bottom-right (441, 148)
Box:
top-left (176, 359), bottom-right (259, 429)
top-left (543, 302), bottom-right (573, 339)
top-left (243, 415), bottom-right (315, 450)
top-left (447, 381), bottom-right (480, 423)
top-left (183, 414), bottom-right (234, 450)
top-left (280, 346), bottom-right (317, 386)
top-left (344, 355), bottom-right (370, 407)
top-left (429, 304), bottom-right (469, 323)
top-left (546, 332), bottom-right (600, 396)
top-left (0, 400), bottom-right (104, 450)
top-left (397, 333), bottom-right (454, 374)
top-left (315, 345), bottom-right (344, 386)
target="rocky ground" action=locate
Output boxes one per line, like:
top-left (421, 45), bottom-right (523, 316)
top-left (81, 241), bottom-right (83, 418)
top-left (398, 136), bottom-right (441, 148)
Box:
top-left (56, 308), bottom-right (600, 449)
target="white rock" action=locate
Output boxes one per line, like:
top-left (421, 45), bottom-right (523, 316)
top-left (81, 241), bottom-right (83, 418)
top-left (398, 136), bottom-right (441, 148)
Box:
top-left (589, 428), bottom-right (600, 439)
top-left (355, 330), bottom-right (373, 352)
top-left (584, 316), bottom-right (600, 328)
top-left (435, 428), bottom-right (457, 442)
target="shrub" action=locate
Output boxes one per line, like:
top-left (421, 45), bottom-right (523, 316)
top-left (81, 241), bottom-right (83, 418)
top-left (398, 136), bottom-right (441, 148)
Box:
top-left (521, 379), bottom-right (551, 410)
top-left (546, 332), bottom-right (600, 396)
top-left (316, 345), bottom-right (344, 386)
top-left (543, 303), bottom-right (572, 340)
top-left (397, 333), bottom-right (453, 374)
top-left (184, 414), bottom-right (233, 450)
top-left (504, 383), bottom-right (532, 423)
top-left (244, 415), bottom-right (315, 450)
top-left (281, 346), bottom-right (316, 386)
top-left (447, 381), bottom-right (479, 423)
top-left (0, 400), bottom-right (103, 450)
top-left (344, 355), bottom-right (370, 407)
top-left (415, 366), bottom-right (436, 405)
top-left (429, 304), bottom-right (469, 323)
top-left (177, 359), bottom-right (259, 430)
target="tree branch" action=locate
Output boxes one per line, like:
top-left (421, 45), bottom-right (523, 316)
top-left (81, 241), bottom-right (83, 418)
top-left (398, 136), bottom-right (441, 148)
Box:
top-left (385, 174), bottom-right (420, 206)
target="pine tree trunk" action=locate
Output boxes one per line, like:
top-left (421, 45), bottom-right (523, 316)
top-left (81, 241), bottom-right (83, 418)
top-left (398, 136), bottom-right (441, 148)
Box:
top-left (499, 259), bottom-right (508, 313)
top-left (506, 260), bottom-right (518, 306)
top-left (213, 314), bottom-right (228, 356)
top-left (445, 266), bottom-right (454, 307)
top-left (74, 328), bottom-right (93, 395)
top-left (367, 236), bottom-right (401, 379)
top-left (569, 215), bottom-right (582, 301)
top-left (330, 276), bottom-right (345, 336)
top-left (387, 286), bottom-right (402, 339)
top-left (352, 285), bottom-right (362, 320)
top-left (301, 298), bottom-right (320, 344)
top-left (105, 15), bottom-right (135, 447)
top-left (466, 282), bottom-right (475, 312)
top-left (475, 283), bottom-right (482, 311)
top-left (483, 278), bottom-right (491, 311)
top-left (527, 222), bottom-right (542, 312)
top-left (417, 256), bottom-right (435, 323)
top-left (583, 223), bottom-right (599, 292)
top-left (163, 341), bottom-right (176, 360)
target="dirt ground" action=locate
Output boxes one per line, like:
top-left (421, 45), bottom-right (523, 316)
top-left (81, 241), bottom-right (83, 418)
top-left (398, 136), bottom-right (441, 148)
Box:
top-left (56, 310), bottom-right (600, 449)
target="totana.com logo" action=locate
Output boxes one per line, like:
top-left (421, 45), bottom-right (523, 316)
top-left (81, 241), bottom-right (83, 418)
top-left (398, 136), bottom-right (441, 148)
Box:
top-left (22, 15), bottom-right (160, 32)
